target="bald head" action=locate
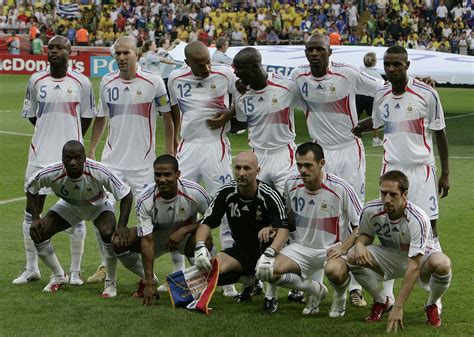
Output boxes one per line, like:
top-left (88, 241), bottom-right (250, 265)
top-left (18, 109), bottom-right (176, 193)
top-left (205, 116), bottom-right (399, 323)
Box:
top-left (62, 141), bottom-right (86, 178)
top-left (235, 152), bottom-right (259, 169)
top-left (306, 34), bottom-right (330, 49)
top-left (114, 36), bottom-right (137, 51)
top-left (233, 47), bottom-right (266, 88)
top-left (184, 41), bottom-right (210, 60)
top-left (234, 47), bottom-right (262, 65)
top-left (184, 41), bottom-right (211, 78)
top-left (48, 35), bottom-right (71, 50)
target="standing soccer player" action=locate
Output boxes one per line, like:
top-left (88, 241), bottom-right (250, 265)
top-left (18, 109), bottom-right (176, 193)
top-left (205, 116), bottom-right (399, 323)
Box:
top-left (87, 36), bottom-right (173, 285)
top-left (348, 170), bottom-right (451, 330)
top-left (113, 155), bottom-right (212, 305)
top-left (14, 35), bottom-right (96, 286)
top-left (167, 41), bottom-right (239, 297)
top-left (355, 45), bottom-right (449, 241)
top-left (231, 47), bottom-right (302, 312)
top-left (290, 33), bottom-right (385, 306)
top-left (258, 142), bottom-right (362, 317)
top-left (27, 141), bottom-right (140, 296)
top-left (193, 152), bottom-right (289, 305)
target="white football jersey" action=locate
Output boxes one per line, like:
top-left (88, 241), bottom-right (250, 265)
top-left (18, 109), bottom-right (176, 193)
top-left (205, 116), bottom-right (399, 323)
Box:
top-left (135, 179), bottom-right (210, 238)
top-left (22, 69), bottom-right (96, 167)
top-left (98, 68), bottom-right (171, 170)
top-left (26, 159), bottom-right (131, 206)
top-left (168, 63), bottom-right (237, 142)
top-left (373, 77), bottom-right (445, 166)
top-left (284, 173), bottom-right (362, 249)
top-left (291, 62), bottom-right (384, 148)
top-left (359, 199), bottom-right (432, 257)
top-left (235, 73), bottom-right (303, 150)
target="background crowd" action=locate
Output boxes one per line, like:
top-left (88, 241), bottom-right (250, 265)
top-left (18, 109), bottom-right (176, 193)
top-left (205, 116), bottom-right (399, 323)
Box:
top-left (1, 0), bottom-right (473, 55)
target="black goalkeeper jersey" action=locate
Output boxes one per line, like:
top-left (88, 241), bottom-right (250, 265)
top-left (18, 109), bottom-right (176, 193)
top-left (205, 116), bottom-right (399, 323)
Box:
top-left (202, 180), bottom-right (288, 252)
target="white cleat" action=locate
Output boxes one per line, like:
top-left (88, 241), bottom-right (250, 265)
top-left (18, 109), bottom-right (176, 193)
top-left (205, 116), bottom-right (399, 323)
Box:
top-left (69, 271), bottom-right (84, 286)
top-left (43, 274), bottom-right (69, 293)
top-left (223, 284), bottom-right (239, 298)
top-left (102, 280), bottom-right (117, 298)
top-left (302, 282), bottom-right (328, 315)
top-left (12, 269), bottom-right (41, 285)
top-left (157, 283), bottom-right (168, 292)
top-left (329, 291), bottom-right (347, 318)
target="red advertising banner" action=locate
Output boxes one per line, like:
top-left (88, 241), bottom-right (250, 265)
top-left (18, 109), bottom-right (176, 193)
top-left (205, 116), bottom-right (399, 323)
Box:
top-left (0, 54), bottom-right (90, 76)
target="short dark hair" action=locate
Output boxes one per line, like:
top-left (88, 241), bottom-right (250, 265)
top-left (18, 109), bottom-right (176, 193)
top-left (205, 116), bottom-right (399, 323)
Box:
top-left (380, 170), bottom-right (409, 193)
top-left (296, 142), bottom-right (325, 161)
top-left (385, 45), bottom-right (408, 60)
top-left (154, 154), bottom-right (179, 172)
top-left (158, 37), bottom-right (169, 48)
top-left (216, 37), bottom-right (228, 49)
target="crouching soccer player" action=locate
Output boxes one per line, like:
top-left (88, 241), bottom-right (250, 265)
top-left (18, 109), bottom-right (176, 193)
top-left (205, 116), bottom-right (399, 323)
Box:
top-left (256, 142), bottom-right (363, 317)
top-left (347, 170), bottom-right (451, 331)
top-left (193, 152), bottom-right (289, 303)
top-left (27, 141), bottom-right (145, 296)
top-left (112, 155), bottom-right (212, 305)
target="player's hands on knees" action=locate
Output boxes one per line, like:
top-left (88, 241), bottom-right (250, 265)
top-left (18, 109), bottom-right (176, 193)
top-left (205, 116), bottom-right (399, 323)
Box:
top-left (194, 241), bottom-right (212, 272)
top-left (326, 242), bottom-right (344, 261)
top-left (114, 226), bottom-right (132, 248)
top-left (438, 174), bottom-right (449, 198)
top-left (256, 247), bottom-right (276, 282)
top-left (167, 228), bottom-right (186, 251)
top-left (386, 306), bottom-right (404, 333)
top-left (206, 111), bottom-right (233, 129)
top-left (142, 282), bottom-right (158, 306)
top-left (353, 242), bottom-right (374, 267)
top-left (29, 218), bottom-right (44, 243)
top-left (258, 226), bottom-right (276, 243)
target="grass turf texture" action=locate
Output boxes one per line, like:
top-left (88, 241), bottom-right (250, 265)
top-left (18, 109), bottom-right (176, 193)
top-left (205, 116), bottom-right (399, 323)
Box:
top-left (0, 75), bottom-right (473, 336)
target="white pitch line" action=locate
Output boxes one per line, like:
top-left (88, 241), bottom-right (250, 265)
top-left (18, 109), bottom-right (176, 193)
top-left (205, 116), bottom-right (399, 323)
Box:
top-left (0, 130), bottom-right (32, 137)
top-left (0, 196), bottom-right (26, 205)
top-left (445, 112), bottom-right (474, 120)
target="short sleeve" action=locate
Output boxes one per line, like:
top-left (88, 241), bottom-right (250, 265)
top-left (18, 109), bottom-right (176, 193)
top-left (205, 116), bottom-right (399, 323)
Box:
top-left (22, 76), bottom-right (37, 118)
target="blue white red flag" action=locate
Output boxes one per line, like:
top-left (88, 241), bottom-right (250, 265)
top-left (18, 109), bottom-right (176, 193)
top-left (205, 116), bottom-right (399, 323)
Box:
top-left (166, 258), bottom-right (219, 315)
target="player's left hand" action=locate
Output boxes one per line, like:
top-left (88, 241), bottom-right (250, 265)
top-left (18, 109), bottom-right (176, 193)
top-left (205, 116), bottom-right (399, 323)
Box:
top-left (415, 76), bottom-right (436, 88)
top-left (258, 226), bottom-right (276, 243)
top-left (326, 242), bottom-right (345, 261)
top-left (142, 283), bottom-right (158, 306)
top-left (167, 228), bottom-right (186, 251)
top-left (206, 111), bottom-right (233, 129)
top-left (386, 306), bottom-right (404, 333)
top-left (438, 174), bottom-right (449, 198)
top-left (113, 226), bottom-right (132, 248)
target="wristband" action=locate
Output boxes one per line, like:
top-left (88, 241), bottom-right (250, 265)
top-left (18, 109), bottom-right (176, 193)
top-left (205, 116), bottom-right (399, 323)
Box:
top-left (195, 240), bottom-right (206, 250)
top-left (264, 247), bottom-right (276, 258)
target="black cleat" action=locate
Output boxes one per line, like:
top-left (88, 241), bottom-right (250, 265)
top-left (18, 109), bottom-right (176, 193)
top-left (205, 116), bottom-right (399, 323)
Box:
top-left (262, 297), bottom-right (279, 314)
top-left (288, 289), bottom-right (305, 303)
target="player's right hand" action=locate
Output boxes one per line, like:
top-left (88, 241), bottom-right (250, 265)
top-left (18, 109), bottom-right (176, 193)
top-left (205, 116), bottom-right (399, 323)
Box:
top-left (352, 242), bottom-right (374, 268)
top-left (206, 111), bottom-right (233, 129)
top-left (142, 283), bottom-right (158, 306)
top-left (258, 226), bottom-right (276, 243)
top-left (114, 226), bottom-right (132, 248)
top-left (29, 218), bottom-right (44, 243)
top-left (194, 245), bottom-right (212, 272)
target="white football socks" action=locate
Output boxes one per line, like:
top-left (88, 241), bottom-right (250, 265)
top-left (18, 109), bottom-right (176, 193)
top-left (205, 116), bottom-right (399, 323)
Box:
top-left (22, 212), bottom-right (39, 272)
top-left (35, 240), bottom-right (64, 277)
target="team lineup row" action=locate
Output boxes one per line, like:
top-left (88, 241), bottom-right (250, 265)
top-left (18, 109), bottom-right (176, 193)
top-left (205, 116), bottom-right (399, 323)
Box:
top-left (14, 33), bottom-right (450, 333)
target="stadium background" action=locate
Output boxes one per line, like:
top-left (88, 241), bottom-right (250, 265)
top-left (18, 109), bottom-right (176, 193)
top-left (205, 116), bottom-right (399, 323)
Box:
top-left (0, 0), bottom-right (473, 336)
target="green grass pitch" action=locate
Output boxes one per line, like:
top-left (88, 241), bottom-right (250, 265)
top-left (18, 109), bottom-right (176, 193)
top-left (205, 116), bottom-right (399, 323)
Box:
top-left (0, 75), bottom-right (473, 336)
